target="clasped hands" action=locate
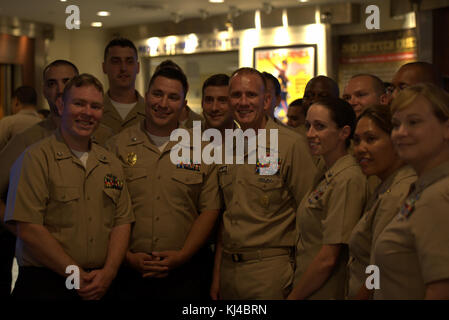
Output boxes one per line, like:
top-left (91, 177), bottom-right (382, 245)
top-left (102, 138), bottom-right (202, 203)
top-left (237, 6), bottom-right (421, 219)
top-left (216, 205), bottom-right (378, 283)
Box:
top-left (126, 250), bottom-right (187, 278)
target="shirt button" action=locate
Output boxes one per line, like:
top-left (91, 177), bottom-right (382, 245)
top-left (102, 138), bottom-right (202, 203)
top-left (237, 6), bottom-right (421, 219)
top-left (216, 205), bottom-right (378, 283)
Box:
top-left (157, 176), bottom-right (161, 179)
top-left (155, 216), bottom-right (159, 221)
top-left (154, 238), bottom-right (159, 242)
top-left (90, 238), bottom-right (94, 243)
top-left (156, 196), bottom-right (160, 200)
top-left (88, 217), bottom-right (92, 222)
top-left (87, 196), bottom-right (90, 200)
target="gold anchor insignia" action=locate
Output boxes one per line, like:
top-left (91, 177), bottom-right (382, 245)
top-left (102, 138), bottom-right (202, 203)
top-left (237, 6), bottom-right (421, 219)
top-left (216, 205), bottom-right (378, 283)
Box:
top-left (127, 152), bottom-right (137, 166)
top-left (260, 195), bottom-right (270, 208)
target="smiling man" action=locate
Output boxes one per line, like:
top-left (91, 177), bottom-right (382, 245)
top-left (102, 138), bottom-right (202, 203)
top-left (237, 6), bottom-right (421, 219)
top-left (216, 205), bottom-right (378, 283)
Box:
top-left (4, 74), bottom-right (133, 300)
top-left (211, 67), bottom-right (317, 300)
top-left (102, 38), bottom-right (146, 133)
top-left (201, 73), bottom-right (235, 133)
top-left (107, 66), bottom-right (220, 300)
top-left (342, 74), bottom-right (387, 118)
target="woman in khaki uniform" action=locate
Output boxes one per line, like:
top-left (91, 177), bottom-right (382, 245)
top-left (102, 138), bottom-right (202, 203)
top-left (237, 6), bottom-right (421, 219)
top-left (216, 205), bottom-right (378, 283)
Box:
top-left (372, 83), bottom-right (449, 299)
top-left (288, 97), bottom-right (367, 300)
top-left (347, 105), bottom-right (416, 299)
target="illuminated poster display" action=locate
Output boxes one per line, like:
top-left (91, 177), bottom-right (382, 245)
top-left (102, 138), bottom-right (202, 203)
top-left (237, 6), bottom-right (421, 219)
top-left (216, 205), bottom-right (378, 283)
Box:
top-left (254, 45), bottom-right (316, 123)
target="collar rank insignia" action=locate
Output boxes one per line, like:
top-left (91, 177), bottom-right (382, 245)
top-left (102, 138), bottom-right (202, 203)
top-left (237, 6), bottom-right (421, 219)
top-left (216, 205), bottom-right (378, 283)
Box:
top-left (104, 174), bottom-right (123, 190)
top-left (176, 161), bottom-right (201, 172)
top-left (399, 193), bottom-right (420, 219)
top-left (255, 153), bottom-right (282, 175)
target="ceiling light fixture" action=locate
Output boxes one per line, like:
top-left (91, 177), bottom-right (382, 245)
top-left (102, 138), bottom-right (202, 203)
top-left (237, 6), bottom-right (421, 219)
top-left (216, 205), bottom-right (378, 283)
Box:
top-left (262, 2), bottom-right (273, 15)
top-left (199, 9), bottom-right (210, 20)
top-left (91, 22), bottom-right (102, 27)
top-left (97, 11), bottom-right (110, 17)
top-left (255, 10), bottom-right (261, 30)
top-left (171, 12), bottom-right (183, 24)
top-left (209, 0), bottom-right (224, 3)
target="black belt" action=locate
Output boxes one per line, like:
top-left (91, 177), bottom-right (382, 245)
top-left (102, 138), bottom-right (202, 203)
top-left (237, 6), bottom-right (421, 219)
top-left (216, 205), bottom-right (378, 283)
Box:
top-left (223, 247), bottom-right (293, 263)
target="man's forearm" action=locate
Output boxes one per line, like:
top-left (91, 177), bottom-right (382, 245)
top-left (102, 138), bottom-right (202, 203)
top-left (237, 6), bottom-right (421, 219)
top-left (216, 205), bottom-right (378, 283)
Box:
top-left (102, 223), bottom-right (130, 277)
top-left (17, 222), bottom-right (80, 277)
top-left (180, 210), bottom-right (219, 261)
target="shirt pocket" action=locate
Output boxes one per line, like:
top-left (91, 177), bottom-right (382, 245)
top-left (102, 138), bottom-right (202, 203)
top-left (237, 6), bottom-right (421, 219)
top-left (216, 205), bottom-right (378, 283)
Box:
top-left (246, 176), bottom-right (284, 210)
top-left (171, 170), bottom-right (203, 203)
top-left (48, 186), bottom-right (80, 228)
top-left (123, 167), bottom-right (147, 197)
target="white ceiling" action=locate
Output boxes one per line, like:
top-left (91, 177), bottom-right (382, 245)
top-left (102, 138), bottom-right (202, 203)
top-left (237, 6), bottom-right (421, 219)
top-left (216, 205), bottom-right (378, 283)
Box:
top-left (0, 0), bottom-right (349, 28)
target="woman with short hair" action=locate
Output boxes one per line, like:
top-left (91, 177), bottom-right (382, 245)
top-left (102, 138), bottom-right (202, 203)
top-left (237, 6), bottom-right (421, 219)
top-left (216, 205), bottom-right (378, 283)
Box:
top-left (373, 83), bottom-right (449, 299)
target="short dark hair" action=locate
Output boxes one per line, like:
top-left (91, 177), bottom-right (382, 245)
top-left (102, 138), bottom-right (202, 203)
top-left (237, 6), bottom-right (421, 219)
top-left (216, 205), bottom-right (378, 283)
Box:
top-left (153, 60), bottom-right (189, 93)
top-left (262, 72), bottom-right (281, 97)
top-left (202, 74), bottom-right (230, 96)
top-left (312, 97), bottom-right (356, 148)
top-left (289, 98), bottom-right (306, 116)
top-left (357, 105), bottom-right (393, 134)
top-left (62, 74), bottom-right (104, 103)
top-left (43, 60), bottom-right (79, 80)
top-left (148, 67), bottom-right (188, 98)
top-left (12, 86), bottom-right (37, 106)
top-left (231, 67), bottom-right (267, 91)
top-left (104, 38), bottom-right (138, 61)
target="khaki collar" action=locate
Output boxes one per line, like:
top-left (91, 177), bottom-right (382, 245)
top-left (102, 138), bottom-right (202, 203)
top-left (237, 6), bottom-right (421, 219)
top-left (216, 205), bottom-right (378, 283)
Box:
top-left (53, 129), bottom-right (109, 164)
top-left (324, 154), bottom-right (358, 183)
top-left (412, 160), bottom-right (449, 194)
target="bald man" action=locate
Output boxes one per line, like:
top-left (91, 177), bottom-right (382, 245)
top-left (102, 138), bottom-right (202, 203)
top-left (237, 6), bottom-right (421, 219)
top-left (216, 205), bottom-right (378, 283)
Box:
top-left (391, 62), bottom-right (442, 98)
top-left (302, 76), bottom-right (339, 111)
top-left (342, 74), bottom-right (387, 118)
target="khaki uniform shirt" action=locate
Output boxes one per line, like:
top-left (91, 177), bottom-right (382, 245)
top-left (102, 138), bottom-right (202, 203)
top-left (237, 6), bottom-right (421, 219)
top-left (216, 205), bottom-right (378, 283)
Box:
top-left (347, 166), bottom-right (416, 298)
top-left (106, 121), bottom-right (220, 253)
top-left (373, 161), bottom-right (449, 300)
top-left (182, 107), bottom-right (204, 129)
top-left (0, 117), bottom-right (114, 202)
top-left (295, 154), bottom-right (367, 299)
top-left (0, 109), bottom-right (41, 150)
top-left (219, 117), bottom-right (318, 251)
top-left (4, 130), bottom-right (134, 269)
top-left (101, 91), bottom-right (146, 134)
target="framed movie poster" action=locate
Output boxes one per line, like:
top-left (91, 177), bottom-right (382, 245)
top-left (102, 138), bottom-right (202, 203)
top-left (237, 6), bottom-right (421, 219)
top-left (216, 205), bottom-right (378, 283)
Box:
top-left (254, 45), bottom-right (316, 123)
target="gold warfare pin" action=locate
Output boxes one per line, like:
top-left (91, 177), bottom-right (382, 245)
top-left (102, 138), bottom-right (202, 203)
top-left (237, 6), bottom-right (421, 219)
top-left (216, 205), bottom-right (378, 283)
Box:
top-left (127, 152), bottom-right (137, 166)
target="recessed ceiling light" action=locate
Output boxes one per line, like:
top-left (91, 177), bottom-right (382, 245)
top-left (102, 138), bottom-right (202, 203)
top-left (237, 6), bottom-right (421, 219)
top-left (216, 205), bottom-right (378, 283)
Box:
top-left (60, 0), bottom-right (67, 2)
top-left (299, 0), bottom-right (308, 2)
top-left (97, 11), bottom-right (110, 17)
top-left (91, 22), bottom-right (102, 27)
top-left (209, 0), bottom-right (224, 3)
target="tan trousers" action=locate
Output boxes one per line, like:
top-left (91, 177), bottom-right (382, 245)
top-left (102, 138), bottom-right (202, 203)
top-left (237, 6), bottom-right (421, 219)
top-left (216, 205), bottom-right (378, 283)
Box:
top-left (220, 252), bottom-right (294, 300)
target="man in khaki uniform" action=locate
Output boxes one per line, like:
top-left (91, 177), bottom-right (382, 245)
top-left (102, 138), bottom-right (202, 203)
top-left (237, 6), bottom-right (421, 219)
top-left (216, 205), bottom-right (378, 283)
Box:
top-left (102, 38), bottom-right (146, 134)
top-left (211, 68), bottom-right (317, 299)
top-left (4, 74), bottom-right (133, 300)
top-left (342, 74), bottom-right (388, 118)
top-left (302, 75), bottom-right (340, 111)
top-left (0, 86), bottom-right (41, 150)
top-left (107, 66), bottom-right (220, 300)
top-left (391, 61), bottom-right (443, 99)
top-left (201, 73), bottom-right (236, 133)
top-left (0, 60), bottom-right (113, 298)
